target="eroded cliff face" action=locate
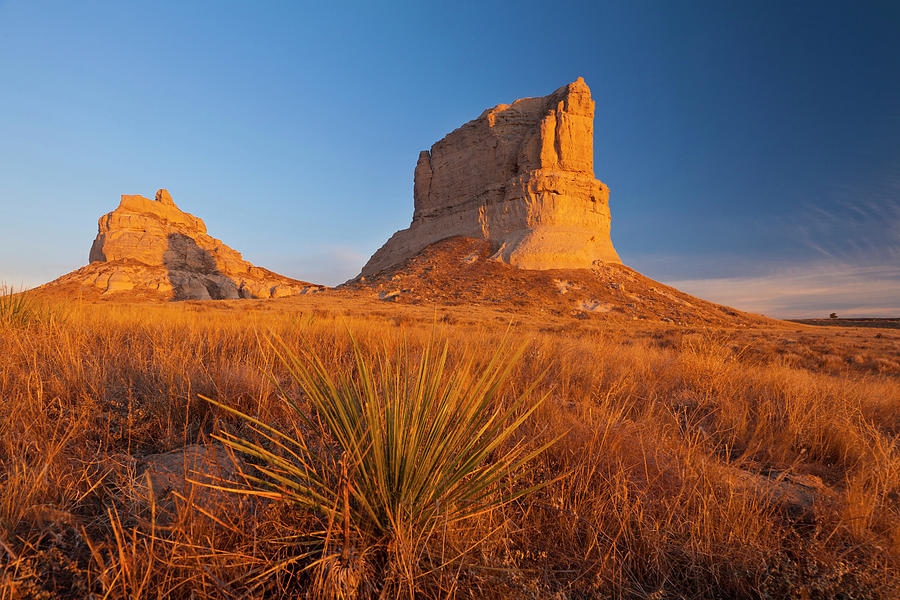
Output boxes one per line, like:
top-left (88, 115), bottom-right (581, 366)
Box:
top-left (48, 189), bottom-right (322, 300)
top-left (360, 78), bottom-right (621, 276)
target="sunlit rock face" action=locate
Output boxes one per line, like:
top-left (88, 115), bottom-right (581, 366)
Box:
top-left (90, 189), bottom-right (216, 266)
top-left (360, 78), bottom-right (621, 276)
top-left (75, 189), bottom-right (322, 300)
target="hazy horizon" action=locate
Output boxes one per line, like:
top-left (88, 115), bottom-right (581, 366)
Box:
top-left (1, 0), bottom-right (898, 318)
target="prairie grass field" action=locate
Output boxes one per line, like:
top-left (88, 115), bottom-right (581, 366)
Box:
top-left (0, 293), bottom-right (898, 599)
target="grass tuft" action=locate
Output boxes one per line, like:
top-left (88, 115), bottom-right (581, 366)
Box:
top-left (0, 284), bottom-right (33, 325)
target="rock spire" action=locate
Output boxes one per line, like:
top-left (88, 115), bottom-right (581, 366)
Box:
top-left (360, 78), bottom-right (621, 276)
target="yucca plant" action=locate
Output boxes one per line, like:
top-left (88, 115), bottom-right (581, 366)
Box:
top-left (203, 334), bottom-right (553, 594)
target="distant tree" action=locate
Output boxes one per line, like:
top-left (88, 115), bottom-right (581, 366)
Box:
top-left (829, 313), bottom-right (838, 319)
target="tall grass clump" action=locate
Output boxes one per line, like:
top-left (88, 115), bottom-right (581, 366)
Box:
top-left (205, 335), bottom-right (553, 598)
top-left (0, 284), bottom-right (33, 325)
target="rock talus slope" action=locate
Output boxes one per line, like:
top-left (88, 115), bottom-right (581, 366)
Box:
top-left (347, 237), bottom-right (777, 327)
top-left (45, 189), bottom-right (322, 300)
top-left (361, 77), bottom-right (621, 276)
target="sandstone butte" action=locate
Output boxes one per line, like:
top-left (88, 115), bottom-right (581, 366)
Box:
top-left (360, 77), bottom-right (621, 277)
top-left (45, 189), bottom-right (322, 300)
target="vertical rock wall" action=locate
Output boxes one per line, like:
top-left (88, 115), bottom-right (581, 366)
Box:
top-left (360, 78), bottom-right (621, 276)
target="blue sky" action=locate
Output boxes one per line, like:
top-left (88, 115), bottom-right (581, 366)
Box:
top-left (1, 0), bottom-right (898, 317)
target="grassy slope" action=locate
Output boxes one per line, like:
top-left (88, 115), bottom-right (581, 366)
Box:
top-left (0, 296), bottom-right (898, 598)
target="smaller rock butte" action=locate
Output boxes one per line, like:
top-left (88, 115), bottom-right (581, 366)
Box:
top-left (360, 77), bottom-right (621, 277)
top-left (48, 189), bottom-right (322, 300)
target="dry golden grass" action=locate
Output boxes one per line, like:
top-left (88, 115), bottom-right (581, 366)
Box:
top-left (0, 295), bottom-right (898, 599)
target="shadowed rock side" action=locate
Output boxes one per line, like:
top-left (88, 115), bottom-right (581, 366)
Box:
top-left (361, 77), bottom-right (621, 277)
top-left (43, 189), bottom-right (324, 301)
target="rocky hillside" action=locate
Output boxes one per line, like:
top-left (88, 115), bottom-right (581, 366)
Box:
top-left (350, 78), bottom-right (780, 327)
top-left (41, 189), bottom-right (323, 301)
top-left (347, 237), bottom-right (778, 327)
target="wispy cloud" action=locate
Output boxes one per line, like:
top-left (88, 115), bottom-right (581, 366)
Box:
top-left (666, 262), bottom-right (900, 318)
top-left (789, 169), bottom-right (900, 264)
top-left (660, 164), bottom-right (900, 318)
